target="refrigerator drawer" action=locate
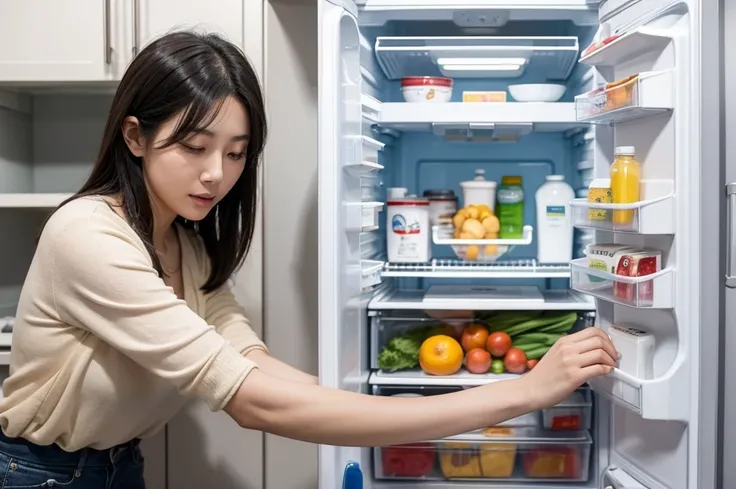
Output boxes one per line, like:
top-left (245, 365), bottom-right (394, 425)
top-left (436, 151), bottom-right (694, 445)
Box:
top-left (370, 311), bottom-right (589, 375)
top-left (374, 428), bottom-right (592, 483)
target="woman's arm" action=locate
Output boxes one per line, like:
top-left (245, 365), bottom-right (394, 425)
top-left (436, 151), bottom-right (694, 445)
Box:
top-left (226, 369), bottom-right (529, 447)
top-left (246, 350), bottom-right (318, 385)
top-left (225, 327), bottom-right (617, 447)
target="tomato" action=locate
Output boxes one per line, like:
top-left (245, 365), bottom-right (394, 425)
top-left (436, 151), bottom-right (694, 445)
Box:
top-left (465, 348), bottom-right (491, 374)
top-left (491, 359), bottom-right (505, 374)
top-left (461, 323), bottom-right (489, 352)
top-left (486, 332), bottom-right (512, 357)
top-left (504, 348), bottom-right (528, 374)
top-left (526, 359), bottom-right (539, 370)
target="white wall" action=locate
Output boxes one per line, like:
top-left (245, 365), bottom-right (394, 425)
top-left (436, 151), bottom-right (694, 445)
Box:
top-left (263, 1), bottom-right (320, 488)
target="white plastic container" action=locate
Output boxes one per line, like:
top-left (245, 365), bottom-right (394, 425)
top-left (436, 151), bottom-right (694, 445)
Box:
top-left (535, 175), bottom-right (575, 264)
top-left (386, 197), bottom-right (430, 263)
top-left (401, 76), bottom-right (453, 103)
top-left (459, 169), bottom-right (497, 210)
top-left (386, 187), bottom-right (408, 200)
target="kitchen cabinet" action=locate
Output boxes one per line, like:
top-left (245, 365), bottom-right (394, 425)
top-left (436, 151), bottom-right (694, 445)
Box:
top-left (0, 0), bottom-right (245, 84)
top-left (0, 0), bottom-right (130, 82)
top-left (138, 0), bottom-right (245, 52)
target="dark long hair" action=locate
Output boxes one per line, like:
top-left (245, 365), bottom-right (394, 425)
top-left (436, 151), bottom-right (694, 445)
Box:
top-left (57, 31), bottom-right (267, 292)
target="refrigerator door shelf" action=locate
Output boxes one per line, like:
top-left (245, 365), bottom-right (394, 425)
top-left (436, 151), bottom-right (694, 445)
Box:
top-left (570, 182), bottom-right (675, 235)
top-left (344, 160), bottom-right (384, 176)
top-left (574, 70), bottom-right (674, 124)
top-left (601, 466), bottom-right (650, 489)
top-left (579, 26), bottom-right (673, 67)
top-left (569, 259), bottom-right (674, 309)
top-left (588, 359), bottom-right (689, 422)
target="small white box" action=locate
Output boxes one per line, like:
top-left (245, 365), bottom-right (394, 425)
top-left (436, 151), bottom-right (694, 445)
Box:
top-left (608, 324), bottom-right (655, 406)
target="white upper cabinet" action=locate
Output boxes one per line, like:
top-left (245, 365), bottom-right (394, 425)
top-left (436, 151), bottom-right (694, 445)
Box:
top-left (0, 0), bottom-right (245, 84)
top-left (137, 0), bottom-right (245, 52)
top-left (0, 0), bottom-right (128, 82)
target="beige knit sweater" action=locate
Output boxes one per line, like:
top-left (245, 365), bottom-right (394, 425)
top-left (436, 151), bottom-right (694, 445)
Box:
top-left (0, 197), bottom-right (266, 451)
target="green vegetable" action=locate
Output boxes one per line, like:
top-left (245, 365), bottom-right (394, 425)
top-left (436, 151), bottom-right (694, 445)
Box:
top-left (515, 342), bottom-right (545, 353)
top-left (491, 359), bottom-right (505, 374)
top-left (486, 311), bottom-right (541, 332)
top-left (513, 332), bottom-right (565, 347)
top-left (377, 325), bottom-right (439, 371)
top-left (504, 312), bottom-right (578, 337)
top-left (524, 345), bottom-right (552, 360)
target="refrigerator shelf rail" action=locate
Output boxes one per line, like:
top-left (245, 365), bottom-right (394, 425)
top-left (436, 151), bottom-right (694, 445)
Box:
top-left (382, 259), bottom-right (571, 279)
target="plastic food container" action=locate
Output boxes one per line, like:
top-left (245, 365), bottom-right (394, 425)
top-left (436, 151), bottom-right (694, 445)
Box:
top-left (374, 428), bottom-right (592, 482)
top-left (508, 84), bottom-right (566, 102)
top-left (381, 443), bottom-right (437, 478)
top-left (479, 428), bottom-right (516, 477)
top-left (542, 390), bottom-right (593, 431)
top-left (460, 169), bottom-right (497, 211)
top-left (401, 77), bottom-right (453, 103)
top-left (386, 196), bottom-right (430, 263)
top-left (423, 189), bottom-right (458, 226)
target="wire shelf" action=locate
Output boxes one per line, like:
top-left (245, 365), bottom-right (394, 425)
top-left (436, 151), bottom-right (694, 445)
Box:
top-left (382, 259), bottom-right (571, 278)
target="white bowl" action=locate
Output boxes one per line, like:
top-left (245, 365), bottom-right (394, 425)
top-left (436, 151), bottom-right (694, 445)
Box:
top-left (508, 84), bottom-right (566, 102)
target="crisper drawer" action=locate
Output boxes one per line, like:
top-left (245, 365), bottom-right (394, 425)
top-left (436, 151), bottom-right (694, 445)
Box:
top-left (374, 428), bottom-right (592, 483)
top-left (370, 311), bottom-right (590, 375)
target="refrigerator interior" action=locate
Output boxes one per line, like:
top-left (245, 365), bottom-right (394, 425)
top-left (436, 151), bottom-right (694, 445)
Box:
top-left (319, 1), bottom-right (696, 488)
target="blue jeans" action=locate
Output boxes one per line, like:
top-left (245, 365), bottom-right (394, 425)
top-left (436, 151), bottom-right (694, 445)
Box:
top-left (0, 431), bottom-right (145, 489)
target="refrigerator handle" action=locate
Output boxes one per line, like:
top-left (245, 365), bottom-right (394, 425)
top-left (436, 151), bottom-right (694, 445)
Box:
top-left (727, 183), bottom-right (736, 288)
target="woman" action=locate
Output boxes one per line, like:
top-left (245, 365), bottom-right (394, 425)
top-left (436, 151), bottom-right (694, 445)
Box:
top-left (0, 31), bottom-right (617, 488)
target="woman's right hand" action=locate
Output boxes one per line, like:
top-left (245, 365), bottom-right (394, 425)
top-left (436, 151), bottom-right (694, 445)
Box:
top-left (518, 327), bottom-right (619, 410)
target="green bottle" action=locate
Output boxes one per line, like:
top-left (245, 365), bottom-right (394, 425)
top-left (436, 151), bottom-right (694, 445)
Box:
top-left (497, 176), bottom-right (524, 239)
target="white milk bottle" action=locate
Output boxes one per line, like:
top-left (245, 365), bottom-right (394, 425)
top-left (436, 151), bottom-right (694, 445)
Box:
top-left (535, 175), bottom-right (575, 263)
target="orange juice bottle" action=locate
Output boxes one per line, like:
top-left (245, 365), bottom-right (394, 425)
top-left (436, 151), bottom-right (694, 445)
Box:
top-left (610, 146), bottom-right (640, 225)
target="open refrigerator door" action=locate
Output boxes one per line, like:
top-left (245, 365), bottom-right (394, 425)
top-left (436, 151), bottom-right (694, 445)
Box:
top-left (571, 0), bottom-right (722, 488)
top-left (318, 0), bottom-right (375, 488)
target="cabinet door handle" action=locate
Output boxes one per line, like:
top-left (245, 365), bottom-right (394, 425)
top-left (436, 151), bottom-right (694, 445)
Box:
top-left (132, 0), bottom-right (140, 56)
top-left (104, 0), bottom-right (112, 64)
top-left (726, 182), bottom-right (736, 288)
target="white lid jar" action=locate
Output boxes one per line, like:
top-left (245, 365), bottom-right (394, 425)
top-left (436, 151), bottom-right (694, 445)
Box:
top-left (460, 169), bottom-right (498, 211)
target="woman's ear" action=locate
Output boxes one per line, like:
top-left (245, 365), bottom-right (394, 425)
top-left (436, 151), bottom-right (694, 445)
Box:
top-left (121, 116), bottom-right (146, 157)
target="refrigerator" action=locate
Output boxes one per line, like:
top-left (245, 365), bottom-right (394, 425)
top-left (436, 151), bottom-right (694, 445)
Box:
top-left (317, 0), bottom-right (727, 488)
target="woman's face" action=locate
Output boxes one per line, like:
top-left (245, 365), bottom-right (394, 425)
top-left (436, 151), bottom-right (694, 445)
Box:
top-left (124, 96), bottom-right (250, 222)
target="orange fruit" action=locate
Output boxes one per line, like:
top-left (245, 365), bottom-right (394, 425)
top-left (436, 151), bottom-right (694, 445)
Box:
top-left (419, 335), bottom-right (463, 376)
top-left (461, 323), bottom-right (489, 352)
